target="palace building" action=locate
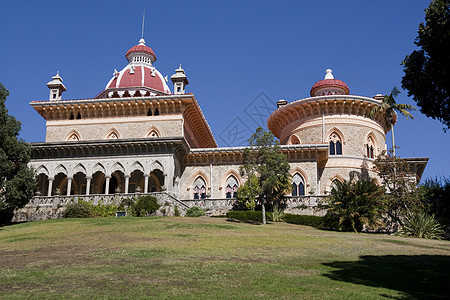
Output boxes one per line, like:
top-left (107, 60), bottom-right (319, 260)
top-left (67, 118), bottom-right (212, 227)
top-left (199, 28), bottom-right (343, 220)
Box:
top-left (14, 38), bottom-right (428, 220)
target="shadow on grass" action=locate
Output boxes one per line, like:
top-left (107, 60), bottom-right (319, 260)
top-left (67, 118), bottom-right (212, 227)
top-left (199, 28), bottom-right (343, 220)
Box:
top-left (323, 255), bottom-right (450, 299)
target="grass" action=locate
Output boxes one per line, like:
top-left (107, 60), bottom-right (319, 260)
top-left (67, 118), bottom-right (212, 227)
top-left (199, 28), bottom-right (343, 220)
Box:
top-left (0, 217), bottom-right (449, 299)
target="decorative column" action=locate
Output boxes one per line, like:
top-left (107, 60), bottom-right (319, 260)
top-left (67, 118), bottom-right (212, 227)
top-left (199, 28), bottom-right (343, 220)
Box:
top-left (47, 177), bottom-right (54, 196)
top-left (124, 175), bottom-right (130, 194)
top-left (104, 176), bottom-right (111, 195)
top-left (86, 176), bottom-right (92, 195)
top-left (66, 177), bottom-right (73, 196)
top-left (144, 174), bottom-right (149, 193)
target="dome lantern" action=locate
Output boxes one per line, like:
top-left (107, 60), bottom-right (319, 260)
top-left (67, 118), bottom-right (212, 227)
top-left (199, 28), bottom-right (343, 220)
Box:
top-left (310, 69), bottom-right (349, 97)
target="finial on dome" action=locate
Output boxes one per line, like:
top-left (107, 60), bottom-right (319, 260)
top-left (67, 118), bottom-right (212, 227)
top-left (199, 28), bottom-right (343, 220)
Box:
top-left (139, 38), bottom-right (146, 45)
top-left (325, 69), bottom-right (334, 79)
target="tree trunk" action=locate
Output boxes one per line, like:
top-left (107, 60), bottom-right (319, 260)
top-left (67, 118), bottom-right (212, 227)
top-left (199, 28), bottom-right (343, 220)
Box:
top-left (261, 198), bottom-right (266, 224)
top-left (391, 124), bottom-right (395, 156)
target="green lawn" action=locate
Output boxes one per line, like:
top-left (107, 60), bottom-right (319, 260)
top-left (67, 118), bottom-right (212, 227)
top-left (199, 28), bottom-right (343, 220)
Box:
top-left (1, 217), bottom-right (449, 299)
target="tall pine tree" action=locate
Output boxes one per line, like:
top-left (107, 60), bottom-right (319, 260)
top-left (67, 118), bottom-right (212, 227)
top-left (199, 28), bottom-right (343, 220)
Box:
top-left (0, 83), bottom-right (35, 222)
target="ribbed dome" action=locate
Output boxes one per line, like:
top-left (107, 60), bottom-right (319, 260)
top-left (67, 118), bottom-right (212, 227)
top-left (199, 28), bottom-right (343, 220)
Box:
top-left (96, 39), bottom-right (170, 98)
top-left (310, 69), bottom-right (349, 97)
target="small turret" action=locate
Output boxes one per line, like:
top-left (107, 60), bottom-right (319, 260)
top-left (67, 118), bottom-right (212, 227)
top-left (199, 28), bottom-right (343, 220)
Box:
top-left (46, 71), bottom-right (66, 101)
top-left (171, 65), bottom-right (189, 95)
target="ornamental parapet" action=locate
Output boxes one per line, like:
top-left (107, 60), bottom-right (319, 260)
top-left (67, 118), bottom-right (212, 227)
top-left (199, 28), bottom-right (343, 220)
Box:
top-left (268, 95), bottom-right (389, 138)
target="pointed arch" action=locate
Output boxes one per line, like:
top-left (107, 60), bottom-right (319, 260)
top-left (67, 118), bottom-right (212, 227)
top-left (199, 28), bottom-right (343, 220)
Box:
top-left (54, 164), bottom-right (68, 176)
top-left (35, 165), bottom-right (49, 176)
top-left (150, 160), bottom-right (164, 173)
top-left (288, 134), bottom-right (301, 145)
top-left (111, 162), bottom-right (125, 174)
top-left (105, 128), bottom-right (120, 139)
top-left (326, 174), bottom-right (345, 193)
top-left (192, 175), bottom-right (207, 199)
top-left (291, 173), bottom-right (306, 196)
top-left (365, 132), bottom-right (378, 159)
top-left (92, 163), bottom-right (106, 174)
top-left (73, 163), bottom-right (87, 175)
top-left (130, 161), bottom-right (145, 173)
top-left (327, 127), bottom-right (344, 155)
top-left (65, 129), bottom-right (81, 141)
top-left (145, 126), bottom-right (161, 138)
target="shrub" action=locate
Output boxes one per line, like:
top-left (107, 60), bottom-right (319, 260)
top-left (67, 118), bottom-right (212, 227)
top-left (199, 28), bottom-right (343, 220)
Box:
top-left (324, 178), bottom-right (385, 232)
top-left (174, 205), bottom-right (180, 217)
top-left (89, 203), bottom-right (120, 218)
top-left (63, 202), bottom-right (92, 218)
top-left (185, 206), bottom-right (205, 217)
top-left (398, 210), bottom-right (445, 239)
top-left (133, 195), bottom-right (160, 217)
top-left (226, 211), bottom-right (269, 223)
top-left (268, 206), bottom-right (285, 222)
top-left (283, 214), bottom-right (323, 227)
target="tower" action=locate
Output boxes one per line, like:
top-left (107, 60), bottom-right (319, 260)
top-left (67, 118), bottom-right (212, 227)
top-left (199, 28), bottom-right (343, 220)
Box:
top-left (171, 65), bottom-right (189, 95)
top-left (46, 72), bottom-right (66, 101)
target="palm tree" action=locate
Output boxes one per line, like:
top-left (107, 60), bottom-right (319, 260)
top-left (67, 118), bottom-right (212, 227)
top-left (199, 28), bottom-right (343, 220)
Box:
top-left (370, 87), bottom-right (417, 156)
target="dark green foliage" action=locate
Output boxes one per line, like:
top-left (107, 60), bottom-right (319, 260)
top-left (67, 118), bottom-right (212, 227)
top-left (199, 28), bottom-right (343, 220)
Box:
top-left (419, 177), bottom-right (450, 225)
top-left (323, 178), bottom-right (385, 233)
top-left (283, 214), bottom-right (323, 228)
top-left (402, 0), bottom-right (450, 131)
top-left (226, 211), bottom-right (269, 223)
top-left (239, 127), bottom-right (291, 224)
top-left (398, 210), bottom-right (444, 239)
top-left (63, 202), bottom-right (92, 218)
top-left (185, 206), bottom-right (205, 217)
top-left (133, 195), bottom-right (160, 217)
top-left (0, 83), bottom-right (36, 221)
top-left (174, 205), bottom-right (180, 217)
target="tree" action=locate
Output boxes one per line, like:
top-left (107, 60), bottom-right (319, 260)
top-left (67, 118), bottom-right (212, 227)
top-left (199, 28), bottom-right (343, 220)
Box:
top-left (239, 128), bottom-right (291, 224)
top-left (0, 83), bottom-right (36, 222)
top-left (402, 0), bottom-right (450, 131)
top-left (373, 151), bottom-right (422, 231)
top-left (370, 87), bottom-right (416, 156)
top-left (323, 177), bottom-right (385, 233)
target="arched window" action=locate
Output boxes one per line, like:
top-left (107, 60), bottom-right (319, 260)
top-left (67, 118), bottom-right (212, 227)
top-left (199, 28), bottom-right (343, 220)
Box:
top-left (147, 109), bottom-right (152, 116)
top-left (366, 136), bottom-right (376, 158)
top-left (154, 108), bottom-right (160, 116)
top-left (225, 175), bottom-right (239, 198)
top-left (331, 179), bottom-right (341, 191)
top-left (289, 135), bottom-right (300, 145)
top-left (193, 177), bottom-right (206, 199)
top-left (291, 173), bottom-right (305, 196)
top-left (329, 132), bottom-right (342, 155)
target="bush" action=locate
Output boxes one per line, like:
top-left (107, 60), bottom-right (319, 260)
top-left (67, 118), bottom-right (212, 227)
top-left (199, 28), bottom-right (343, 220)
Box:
top-left (185, 206), bottom-right (205, 217)
top-left (283, 214), bottom-right (323, 227)
top-left (89, 203), bottom-right (120, 218)
top-left (226, 211), bottom-right (269, 223)
top-left (268, 206), bottom-right (285, 222)
top-left (64, 202), bottom-right (92, 218)
top-left (174, 205), bottom-right (180, 217)
top-left (398, 210), bottom-right (445, 239)
top-left (133, 195), bottom-right (160, 217)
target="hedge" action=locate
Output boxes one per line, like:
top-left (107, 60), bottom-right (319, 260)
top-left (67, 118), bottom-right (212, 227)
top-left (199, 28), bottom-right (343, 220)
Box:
top-left (283, 214), bottom-right (323, 227)
top-left (226, 211), bottom-right (269, 223)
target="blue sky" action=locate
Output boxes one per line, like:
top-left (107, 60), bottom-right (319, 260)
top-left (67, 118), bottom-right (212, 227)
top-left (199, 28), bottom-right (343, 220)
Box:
top-left (1, 0), bottom-right (448, 181)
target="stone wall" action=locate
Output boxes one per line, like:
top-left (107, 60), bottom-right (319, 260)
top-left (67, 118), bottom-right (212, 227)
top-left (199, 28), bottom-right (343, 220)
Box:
top-left (46, 116), bottom-right (183, 142)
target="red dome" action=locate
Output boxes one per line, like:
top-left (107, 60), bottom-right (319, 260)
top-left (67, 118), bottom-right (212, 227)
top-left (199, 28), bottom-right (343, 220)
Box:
top-left (125, 44), bottom-right (157, 62)
top-left (310, 79), bottom-right (349, 96)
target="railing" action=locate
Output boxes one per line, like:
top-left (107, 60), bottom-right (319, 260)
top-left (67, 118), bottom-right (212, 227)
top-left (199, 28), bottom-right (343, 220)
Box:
top-left (29, 194), bottom-right (327, 211)
top-left (282, 195), bottom-right (327, 207)
top-left (181, 195), bottom-right (327, 210)
top-left (30, 192), bottom-right (189, 211)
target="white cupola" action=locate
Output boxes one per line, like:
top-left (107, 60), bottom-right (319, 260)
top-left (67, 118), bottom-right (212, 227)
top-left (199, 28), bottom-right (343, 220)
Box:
top-left (46, 71), bottom-right (66, 101)
top-left (171, 65), bottom-right (189, 95)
